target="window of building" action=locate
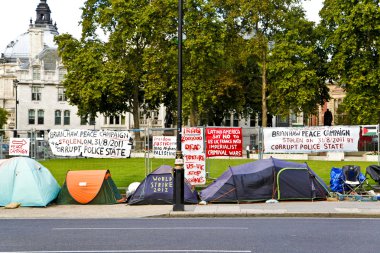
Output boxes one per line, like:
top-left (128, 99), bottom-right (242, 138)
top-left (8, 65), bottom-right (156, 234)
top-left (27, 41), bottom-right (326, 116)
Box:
top-left (37, 110), bottom-right (44, 124)
top-left (64, 110), bottom-right (70, 125)
top-left (55, 110), bottom-right (61, 125)
top-left (224, 113), bottom-right (231, 126)
top-left (89, 114), bottom-right (96, 125)
top-left (233, 113), bottom-right (239, 127)
top-left (114, 115), bottom-right (121, 125)
top-left (80, 114), bottom-right (96, 125)
top-left (81, 115), bottom-right (88, 125)
top-left (58, 69), bottom-right (66, 81)
top-left (28, 109), bottom-right (35, 124)
top-left (58, 87), bottom-right (66, 101)
top-left (31, 86), bottom-right (42, 101)
top-left (33, 68), bottom-right (40, 80)
top-left (111, 115), bottom-right (120, 125)
top-left (250, 113), bottom-right (256, 127)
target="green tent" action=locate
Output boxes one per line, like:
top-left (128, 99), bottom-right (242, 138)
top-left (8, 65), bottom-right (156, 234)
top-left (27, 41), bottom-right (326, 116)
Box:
top-left (56, 170), bottom-right (124, 205)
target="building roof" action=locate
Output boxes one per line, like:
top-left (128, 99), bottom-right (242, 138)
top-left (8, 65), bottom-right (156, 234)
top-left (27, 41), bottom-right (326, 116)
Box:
top-left (1, 0), bottom-right (58, 61)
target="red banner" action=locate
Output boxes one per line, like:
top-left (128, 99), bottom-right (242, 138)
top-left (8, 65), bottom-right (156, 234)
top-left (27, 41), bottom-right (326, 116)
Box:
top-left (205, 127), bottom-right (242, 157)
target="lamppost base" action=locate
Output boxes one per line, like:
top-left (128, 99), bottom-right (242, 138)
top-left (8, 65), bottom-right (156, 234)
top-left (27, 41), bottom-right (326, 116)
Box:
top-left (173, 151), bottom-right (185, 211)
top-left (173, 203), bottom-right (185, 211)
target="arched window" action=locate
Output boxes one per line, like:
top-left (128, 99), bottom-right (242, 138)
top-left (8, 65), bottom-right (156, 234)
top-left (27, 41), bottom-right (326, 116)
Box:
top-left (37, 110), bottom-right (44, 124)
top-left (28, 109), bottom-right (35, 124)
top-left (55, 110), bottom-right (61, 125)
top-left (64, 110), bottom-right (70, 125)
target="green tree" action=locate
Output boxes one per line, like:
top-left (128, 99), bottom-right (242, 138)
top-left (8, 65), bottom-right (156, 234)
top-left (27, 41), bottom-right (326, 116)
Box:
top-left (0, 108), bottom-right (8, 128)
top-left (234, 0), bottom-right (330, 126)
top-left (319, 0), bottom-right (380, 124)
top-left (55, 0), bottom-right (173, 144)
top-left (268, 9), bottom-right (330, 118)
top-left (144, 0), bottom-right (249, 126)
top-left (0, 108), bottom-right (8, 138)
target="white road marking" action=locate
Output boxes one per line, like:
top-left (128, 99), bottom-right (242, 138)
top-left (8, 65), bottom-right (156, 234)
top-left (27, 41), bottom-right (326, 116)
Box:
top-left (0, 250), bottom-right (252, 253)
top-left (53, 227), bottom-right (248, 230)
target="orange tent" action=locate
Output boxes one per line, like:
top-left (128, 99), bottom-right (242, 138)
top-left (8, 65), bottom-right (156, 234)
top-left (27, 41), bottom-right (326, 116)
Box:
top-left (57, 170), bottom-right (125, 204)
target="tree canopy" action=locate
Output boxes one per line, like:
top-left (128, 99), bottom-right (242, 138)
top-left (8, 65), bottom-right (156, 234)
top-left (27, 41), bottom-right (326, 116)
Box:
top-left (55, 0), bottom-right (358, 129)
top-left (319, 0), bottom-right (380, 124)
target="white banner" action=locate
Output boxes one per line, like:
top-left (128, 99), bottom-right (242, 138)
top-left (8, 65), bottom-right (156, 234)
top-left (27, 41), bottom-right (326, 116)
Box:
top-left (48, 129), bottom-right (132, 158)
top-left (9, 138), bottom-right (30, 156)
top-left (182, 127), bottom-right (206, 185)
top-left (263, 126), bottom-right (360, 153)
top-left (152, 136), bottom-right (176, 158)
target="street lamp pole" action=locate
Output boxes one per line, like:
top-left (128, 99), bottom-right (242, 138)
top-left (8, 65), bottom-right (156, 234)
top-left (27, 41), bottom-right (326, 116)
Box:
top-left (173, 0), bottom-right (185, 211)
top-left (13, 79), bottom-right (19, 136)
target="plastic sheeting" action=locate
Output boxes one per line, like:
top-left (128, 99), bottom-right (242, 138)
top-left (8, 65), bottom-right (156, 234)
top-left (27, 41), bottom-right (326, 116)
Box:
top-left (330, 167), bottom-right (365, 193)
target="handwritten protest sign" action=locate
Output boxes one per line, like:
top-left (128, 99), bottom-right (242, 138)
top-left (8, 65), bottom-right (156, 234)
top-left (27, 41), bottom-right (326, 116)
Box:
top-left (182, 127), bottom-right (206, 185)
top-left (152, 136), bottom-right (176, 158)
top-left (205, 127), bottom-right (242, 157)
top-left (48, 129), bottom-right (132, 158)
top-left (150, 175), bottom-right (173, 193)
top-left (263, 126), bottom-right (360, 153)
top-left (9, 138), bottom-right (30, 156)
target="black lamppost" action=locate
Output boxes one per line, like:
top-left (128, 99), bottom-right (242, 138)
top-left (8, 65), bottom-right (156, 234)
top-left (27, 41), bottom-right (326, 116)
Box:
top-left (13, 79), bottom-right (19, 136)
top-left (173, 0), bottom-right (185, 211)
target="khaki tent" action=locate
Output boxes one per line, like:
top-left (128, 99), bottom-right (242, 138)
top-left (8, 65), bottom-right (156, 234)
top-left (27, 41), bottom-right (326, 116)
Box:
top-left (56, 170), bottom-right (124, 204)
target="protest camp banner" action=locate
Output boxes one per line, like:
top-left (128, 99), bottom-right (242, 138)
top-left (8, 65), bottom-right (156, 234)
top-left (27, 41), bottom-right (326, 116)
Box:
top-left (182, 127), bottom-right (206, 185)
top-left (152, 136), bottom-right (176, 158)
top-left (205, 127), bottom-right (243, 157)
top-left (9, 138), bottom-right (30, 156)
top-left (48, 129), bottom-right (132, 158)
top-left (263, 126), bottom-right (360, 153)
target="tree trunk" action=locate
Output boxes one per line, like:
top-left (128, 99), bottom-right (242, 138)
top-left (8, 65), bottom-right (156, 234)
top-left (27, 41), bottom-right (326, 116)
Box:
top-left (189, 96), bottom-right (198, 127)
top-left (132, 86), bottom-right (142, 150)
top-left (261, 51), bottom-right (268, 127)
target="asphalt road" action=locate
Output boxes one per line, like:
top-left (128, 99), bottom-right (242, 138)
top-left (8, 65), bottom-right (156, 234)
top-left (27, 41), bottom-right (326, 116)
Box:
top-left (0, 218), bottom-right (379, 253)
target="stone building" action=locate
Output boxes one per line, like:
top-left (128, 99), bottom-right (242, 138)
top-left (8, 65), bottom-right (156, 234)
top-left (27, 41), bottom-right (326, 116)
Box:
top-left (0, 0), bottom-right (165, 141)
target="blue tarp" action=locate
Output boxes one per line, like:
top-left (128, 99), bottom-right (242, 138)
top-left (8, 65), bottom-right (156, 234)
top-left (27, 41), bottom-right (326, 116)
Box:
top-left (329, 167), bottom-right (365, 193)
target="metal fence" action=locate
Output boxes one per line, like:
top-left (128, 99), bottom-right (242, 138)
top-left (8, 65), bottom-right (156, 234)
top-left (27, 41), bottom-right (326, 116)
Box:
top-left (0, 125), bottom-right (378, 163)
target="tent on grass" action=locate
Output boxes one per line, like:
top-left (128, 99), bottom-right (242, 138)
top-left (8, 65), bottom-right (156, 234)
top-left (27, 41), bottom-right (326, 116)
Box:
top-left (0, 157), bottom-right (60, 207)
top-left (128, 165), bottom-right (199, 205)
top-left (56, 170), bottom-right (124, 204)
top-left (200, 157), bottom-right (328, 203)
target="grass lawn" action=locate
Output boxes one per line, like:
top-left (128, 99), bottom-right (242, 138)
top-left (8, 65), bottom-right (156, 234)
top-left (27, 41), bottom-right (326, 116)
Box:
top-left (40, 157), bottom-right (378, 189)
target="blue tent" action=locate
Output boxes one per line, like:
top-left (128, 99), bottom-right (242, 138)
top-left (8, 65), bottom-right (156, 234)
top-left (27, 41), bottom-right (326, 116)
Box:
top-left (128, 165), bottom-right (199, 205)
top-left (200, 157), bottom-right (329, 203)
top-left (0, 157), bottom-right (60, 207)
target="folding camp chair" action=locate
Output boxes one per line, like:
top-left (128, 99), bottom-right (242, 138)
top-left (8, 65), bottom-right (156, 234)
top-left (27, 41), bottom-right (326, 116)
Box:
top-left (365, 165), bottom-right (380, 191)
top-left (342, 165), bottom-right (363, 195)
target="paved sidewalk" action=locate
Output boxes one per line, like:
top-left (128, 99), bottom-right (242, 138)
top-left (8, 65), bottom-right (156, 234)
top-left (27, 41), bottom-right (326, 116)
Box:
top-left (1, 200), bottom-right (380, 219)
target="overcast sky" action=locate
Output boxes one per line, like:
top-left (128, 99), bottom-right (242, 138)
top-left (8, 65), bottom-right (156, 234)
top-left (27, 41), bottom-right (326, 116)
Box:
top-left (0, 0), bottom-right (323, 52)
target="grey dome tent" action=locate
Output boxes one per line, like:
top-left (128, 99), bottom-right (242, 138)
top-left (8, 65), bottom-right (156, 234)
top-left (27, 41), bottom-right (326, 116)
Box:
top-left (128, 165), bottom-right (198, 205)
top-left (200, 158), bottom-right (328, 203)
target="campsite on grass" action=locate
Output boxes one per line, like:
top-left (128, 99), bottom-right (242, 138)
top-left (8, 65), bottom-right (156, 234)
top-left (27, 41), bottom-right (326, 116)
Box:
top-left (0, 156), bottom-right (379, 206)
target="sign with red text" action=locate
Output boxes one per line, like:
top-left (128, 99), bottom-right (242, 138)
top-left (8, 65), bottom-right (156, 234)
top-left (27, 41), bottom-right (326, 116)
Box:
top-left (205, 128), bottom-right (243, 157)
top-left (48, 129), bottom-right (132, 158)
top-left (263, 126), bottom-right (360, 153)
top-left (153, 136), bottom-right (176, 158)
top-left (9, 138), bottom-right (30, 156)
top-left (182, 127), bottom-right (206, 185)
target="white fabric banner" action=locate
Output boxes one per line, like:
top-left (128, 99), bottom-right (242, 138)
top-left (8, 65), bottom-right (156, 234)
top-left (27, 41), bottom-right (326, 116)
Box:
top-left (263, 126), bottom-right (360, 153)
top-left (48, 129), bottom-right (132, 158)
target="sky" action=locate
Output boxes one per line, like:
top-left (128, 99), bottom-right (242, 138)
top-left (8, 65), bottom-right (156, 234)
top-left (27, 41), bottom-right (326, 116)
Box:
top-left (0, 0), bottom-right (324, 52)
